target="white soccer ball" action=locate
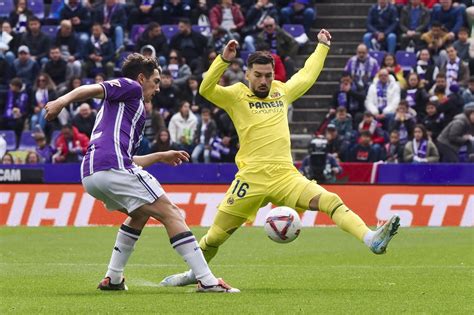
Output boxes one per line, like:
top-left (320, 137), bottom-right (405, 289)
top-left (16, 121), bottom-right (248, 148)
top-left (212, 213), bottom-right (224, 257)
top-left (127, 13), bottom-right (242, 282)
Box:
top-left (264, 206), bottom-right (302, 243)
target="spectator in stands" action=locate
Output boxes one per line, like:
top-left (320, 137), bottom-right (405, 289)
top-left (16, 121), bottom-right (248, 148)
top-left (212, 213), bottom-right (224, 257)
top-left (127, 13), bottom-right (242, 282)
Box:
top-left (210, 27), bottom-right (234, 54)
top-left (2, 78), bottom-right (29, 145)
top-left (1, 152), bottom-right (14, 164)
top-left (431, 0), bottom-right (464, 42)
top-left (399, 0), bottom-right (431, 51)
top-left (0, 21), bottom-right (19, 65)
top-left (163, 49), bottom-right (192, 88)
top-left (129, 0), bottom-right (162, 28)
top-left (358, 111), bottom-right (386, 145)
top-left (150, 129), bottom-right (179, 153)
top-left (404, 124), bottom-right (440, 162)
top-left (437, 84), bottom-right (464, 123)
top-left (441, 45), bottom-right (470, 89)
top-left (243, 0), bottom-right (279, 43)
top-left (210, 135), bottom-right (234, 162)
top-left (169, 18), bottom-right (209, 72)
top-left (393, 0), bottom-right (438, 8)
top-left (331, 74), bottom-right (365, 125)
top-left (344, 44), bottom-right (380, 93)
top-left (0, 54), bottom-right (12, 92)
top-left (462, 76), bottom-right (474, 104)
top-left (389, 100), bottom-right (416, 145)
top-left (191, 108), bottom-right (216, 163)
top-left (402, 72), bottom-right (429, 115)
top-left (55, 20), bottom-right (82, 78)
top-left (437, 102), bottom-right (474, 162)
top-left (365, 68), bottom-right (401, 121)
top-left (325, 124), bottom-right (344, 159)
top-left (421, 22), bottom-right (451, 63)
top-left (54, 124), bottom-right (89, 163)
top-left (280, 0), bottom-right (315, 36)
top-left (453, 27), bottom-right (471, 63)
top-left (20, 17), bottom-right (51, 65)
top-left (422, 101), bottom-right (445, 140)
top-left (224, 58), bottom-right (245, 85)
top-left (60, 0), bottom-right (92, 58)
top-left (330, 106), bottom-right (353, 142)
top-left (13, 45), bottom-right (39, 88)
top-left (381, 53), bottom-right (407, 88)
top-left (161, 0), bottom-right (192, 24)
top-left (30, 73), bottom-right (57, 130)
top-left (214, 111), bottom-right (238, 162)
top-left (416, 48), bottom-right (440, 90)
top-left (25, 151), bottom-right (40, 164)
top-left (72, 103), bottom-right (96, 138)
top-left (140, 44), bottom-right (161, 68)
top-left (8, 0), bottom-right (32, 34)
top-left (384, 130), bottom-right (404, 163)
top-left (429, 72), bottom-right (449, 99)
top-left (209, 0), bottom-right (245, 40)
top-left (33, 132), bottom-right (56, 164)
top-left (93, 0), bottom-right (127, 51)
top-left (254, 41), bottom-right (287, 81)
top-left (363, 0), bottom-right (399, 54)
top-left (253, 16), bottom-right (298, 59)
top-left (143, 100), bottom-right (165, 145)
top-left (152, 69), bottom-right (180, 121)
top-left (44, 46), bottom-right (68, 94)
top-left (90, 73), bottom-right (106, 110)
top-left (64, 76), bottom-right (84, 118)
top-left (348, 130), bottom-right (380, 163)
top-left (169, 100), bottom-right (198, 153)
top-left (84, 23), bottom-right (115, 78)
top-left (135, 22), bottom-right (169, 63)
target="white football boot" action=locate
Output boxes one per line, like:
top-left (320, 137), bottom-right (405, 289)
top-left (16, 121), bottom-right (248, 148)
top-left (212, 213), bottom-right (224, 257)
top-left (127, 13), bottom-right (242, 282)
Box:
top-left (160, 270), bottom-right (197, 287)
top-left (369, 215), bottom-right (401, 254)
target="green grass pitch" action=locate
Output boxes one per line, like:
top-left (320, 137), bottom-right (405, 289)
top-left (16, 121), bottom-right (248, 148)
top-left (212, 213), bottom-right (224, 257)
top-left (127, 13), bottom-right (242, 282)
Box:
top-left (0, 227), bottom-right (473, 314)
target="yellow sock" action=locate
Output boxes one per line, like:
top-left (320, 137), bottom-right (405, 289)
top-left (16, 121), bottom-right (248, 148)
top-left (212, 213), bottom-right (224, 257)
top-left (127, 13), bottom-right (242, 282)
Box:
top-left (318, 191), bottom-right (370, 242)
top-left (199, 224), bottom-right (231, 263)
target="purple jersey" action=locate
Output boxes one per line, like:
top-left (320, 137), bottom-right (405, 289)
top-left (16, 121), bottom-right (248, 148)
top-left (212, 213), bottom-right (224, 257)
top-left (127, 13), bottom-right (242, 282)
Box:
top-left (81, 78), bottom-right (145, 179)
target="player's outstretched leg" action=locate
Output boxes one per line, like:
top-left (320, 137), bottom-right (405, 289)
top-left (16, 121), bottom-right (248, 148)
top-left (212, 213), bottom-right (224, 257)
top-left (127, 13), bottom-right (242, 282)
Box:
top-left (161, 211), bottom-right (246, 287)
top-left (141, 195), bottom-right (240, 293)
top-left (98, 213), bottom-right (149, 291)
top-left (307, 186), bottom-right (400, 254)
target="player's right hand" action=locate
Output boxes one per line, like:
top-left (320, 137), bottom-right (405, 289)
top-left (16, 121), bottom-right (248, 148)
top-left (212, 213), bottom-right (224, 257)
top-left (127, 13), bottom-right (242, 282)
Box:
top-left (222, 40), bottom-right (239, 62)
top-left (44, 98), bottom-right (65, 121)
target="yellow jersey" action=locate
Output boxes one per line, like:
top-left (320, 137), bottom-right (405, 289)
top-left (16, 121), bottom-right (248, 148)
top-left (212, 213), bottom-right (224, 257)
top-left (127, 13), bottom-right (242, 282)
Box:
top-left (199, 43), bottom-right (330, 169)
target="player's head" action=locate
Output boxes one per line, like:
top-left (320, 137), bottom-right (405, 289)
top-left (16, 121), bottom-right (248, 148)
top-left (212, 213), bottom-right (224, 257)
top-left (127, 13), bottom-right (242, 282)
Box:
top-left (122, 53), bottom-right (161, 102)
top-left (246, 51), bottom-right (274, 99)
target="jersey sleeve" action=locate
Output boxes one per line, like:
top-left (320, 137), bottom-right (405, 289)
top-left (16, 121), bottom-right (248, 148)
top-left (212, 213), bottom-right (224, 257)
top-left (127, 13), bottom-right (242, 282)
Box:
top-left (100, 78), bottom-right (142, 102)
top-left (199, 55), bottom-right (241, 112)
top-left (283, 43), bottom-right (330, 104)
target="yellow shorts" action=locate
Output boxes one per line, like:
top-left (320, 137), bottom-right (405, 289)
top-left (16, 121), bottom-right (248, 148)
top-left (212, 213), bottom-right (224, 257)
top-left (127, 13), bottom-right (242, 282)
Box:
top-left (218, 163), bottom-right (326, 221)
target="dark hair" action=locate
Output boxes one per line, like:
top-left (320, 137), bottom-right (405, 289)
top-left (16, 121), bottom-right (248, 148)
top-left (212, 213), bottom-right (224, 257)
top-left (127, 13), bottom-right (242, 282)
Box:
top-left (431, 21), bottom-right (442, 28)
top-left (187, 75), bottom-right (200, 83)
top-left (382, 53), bottom-right (398, 67)
top-left (390, 130), bottom-right (400, 135)
top-left (446, 44), bottom-right (456, 51)
top-left (336, 106), bottom-right (347, 113)
top-left (398, 100), bottom-right (409, 108)
top-left (28, 16), bottom-right (40, 24)
top-left (179, 100), bottom-right (190, 110)
top-left (414, 124), bottom-right (428, 139)
top-left (201, 108), bottom-right (211, 115)
top-left (147, 22), bottom-right (161, 33)
top-left (458, 26), bottom-right (469, 34)
top-left (25, 151), bottom-right (39, 164)
top-left (61, 123), bottom-right (73, 130)
top-left (122, 53), bottom-right (160, 80)
top-left (1, 152), bottom-right (14, 164)
top-left (360, 130), bottom-right (372, 138)
top-left (178, 18), bottom-right (191, 26)
top-left (49, 45), bottom-right (60, 51)
top-left (10, 77), bottom-right (22, 88)
top-left (436, 72), bottom-right (446, 80)
top-left (169, 49), bottom-right (184, 65)
top-left (247, 51), bottom-right (274, 69)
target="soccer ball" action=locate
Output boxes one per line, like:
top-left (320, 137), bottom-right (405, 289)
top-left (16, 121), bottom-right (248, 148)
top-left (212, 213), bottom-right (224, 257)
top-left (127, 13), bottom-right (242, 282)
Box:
top-left (264, 207), bottom-right (302, 243)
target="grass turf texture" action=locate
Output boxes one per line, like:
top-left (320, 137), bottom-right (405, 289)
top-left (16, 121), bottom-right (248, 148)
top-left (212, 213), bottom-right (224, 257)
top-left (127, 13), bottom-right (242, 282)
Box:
top-left (0, 227), bottom-right (473, 314)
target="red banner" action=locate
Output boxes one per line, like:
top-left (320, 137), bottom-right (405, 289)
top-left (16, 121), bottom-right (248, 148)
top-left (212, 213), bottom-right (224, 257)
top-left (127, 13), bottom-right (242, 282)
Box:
top-left (0, 184), bottom-right (472, 227)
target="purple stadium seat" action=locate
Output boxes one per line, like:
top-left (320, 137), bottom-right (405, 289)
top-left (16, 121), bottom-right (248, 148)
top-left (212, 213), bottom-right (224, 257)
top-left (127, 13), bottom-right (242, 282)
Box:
top-left (369, 51), bottom-right (386, 66)
top-left (41, 25), bottom-right (58, 39)
top-left (18, 131), bottom-right (37, 151)
top-left (282, 24), bottom-right (305, 38)
top-left (130, 24), bottom-right (147, 45)
top-left (0, 130), bottom-right (17, 151)
top-left (28, 0), bottom-right (45, 19)
top-left (240, 50), bottom-right (250, 63)
top-left (0, 0), bottom-right (14, 18)
top-left (396, 50), bottom-right (417, 71)
top-left (82, 78), bottom-right (94, 85)
top-left (161, 24), bottom-right (179, 40)
top-left (47, 0), bottom-right (63, 21)
top-left (192, 25), bottom-right (211, 37)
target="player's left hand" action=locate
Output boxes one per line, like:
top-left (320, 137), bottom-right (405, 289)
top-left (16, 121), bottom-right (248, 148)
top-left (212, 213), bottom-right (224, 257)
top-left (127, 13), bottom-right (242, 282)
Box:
top-left (161, 150), bottom-right (190, 166)
top-left (317, 29), bottom-right (332, 46)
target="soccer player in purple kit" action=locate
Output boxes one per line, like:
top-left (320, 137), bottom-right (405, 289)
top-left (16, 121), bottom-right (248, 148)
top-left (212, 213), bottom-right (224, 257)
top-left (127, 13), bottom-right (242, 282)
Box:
top-left (44, 53), bottom-right (239, 293)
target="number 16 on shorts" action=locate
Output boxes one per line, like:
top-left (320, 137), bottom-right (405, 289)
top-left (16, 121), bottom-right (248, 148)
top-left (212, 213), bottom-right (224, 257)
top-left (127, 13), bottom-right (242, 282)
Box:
top-left (232, 180), bottom-right (249, 198)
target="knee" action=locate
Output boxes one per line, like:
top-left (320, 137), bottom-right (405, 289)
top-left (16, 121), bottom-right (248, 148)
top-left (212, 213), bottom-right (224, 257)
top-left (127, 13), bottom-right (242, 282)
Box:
top-left (281, 7), bottom-right (292, 17)
top-left (387, 33), bottom-right (397, 41)
top-left (318, 191), bottom-right (343, 215)
top-left (363, 33), bottom-right (372, 41)
top-left (160, 204), bottom-right (185, 226)
top-left (304, 8), bottom-right (315, 19)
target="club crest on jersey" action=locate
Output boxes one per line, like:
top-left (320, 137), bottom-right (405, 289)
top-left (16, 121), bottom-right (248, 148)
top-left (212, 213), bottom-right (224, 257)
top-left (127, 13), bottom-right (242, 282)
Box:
top-left (270, 91), bottom-right (281, 98)
top-left (227, 196), bottom-right (235, 205)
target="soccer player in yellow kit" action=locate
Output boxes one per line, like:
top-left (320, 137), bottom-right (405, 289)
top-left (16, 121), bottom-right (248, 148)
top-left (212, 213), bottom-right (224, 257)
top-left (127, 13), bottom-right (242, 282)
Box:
top-left (161, 30), bottom-right (400, 288)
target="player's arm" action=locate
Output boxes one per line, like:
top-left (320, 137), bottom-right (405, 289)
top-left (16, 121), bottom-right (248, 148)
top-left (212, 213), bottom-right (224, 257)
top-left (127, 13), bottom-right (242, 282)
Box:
top-left (199, 40), bottom-right (239, 110)
top-left (44, 84), bottom-right (104, 121)
top-left (132, 150), bottom-right (190, 168)
top-left (283, 29), bottom-right (331, 104)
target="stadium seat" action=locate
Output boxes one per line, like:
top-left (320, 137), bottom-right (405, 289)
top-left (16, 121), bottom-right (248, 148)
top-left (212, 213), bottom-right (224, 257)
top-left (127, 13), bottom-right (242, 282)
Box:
top-left (29, 0), bottom-right (45, 20)
top-left (0, 0), bottom-right (13, 18)
top-left (192, 25), bottom-right (211, 37)
top-left (282, 24), bottom-right (305, 38)
top-left (369, 51), bottom-right (386, 66)
top-left (0, 130), bottom-right (17, 151)
top-left (46, 0), bottom-right (63, 21)
top-left (396, 50), bottom-right (417, 71)
top-left (82, 78), bottom-right (94, 85)
top-left (130, 24), bottom-right (147, 45)
top-left (18, 131), bottom-right (36, 151)
top-left (114, 51), bottom-right (133, 75)
top-left (240, 50), bottom-right (250, 63)
top-left (161, 25), bottom-right (179, 41)
top-left (41, 25), bottom-right (58, 40)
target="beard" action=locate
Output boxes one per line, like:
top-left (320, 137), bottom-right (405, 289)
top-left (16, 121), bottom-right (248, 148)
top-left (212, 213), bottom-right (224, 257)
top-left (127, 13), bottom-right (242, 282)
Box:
top-left (253, 88), bottom-right (270, 99)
